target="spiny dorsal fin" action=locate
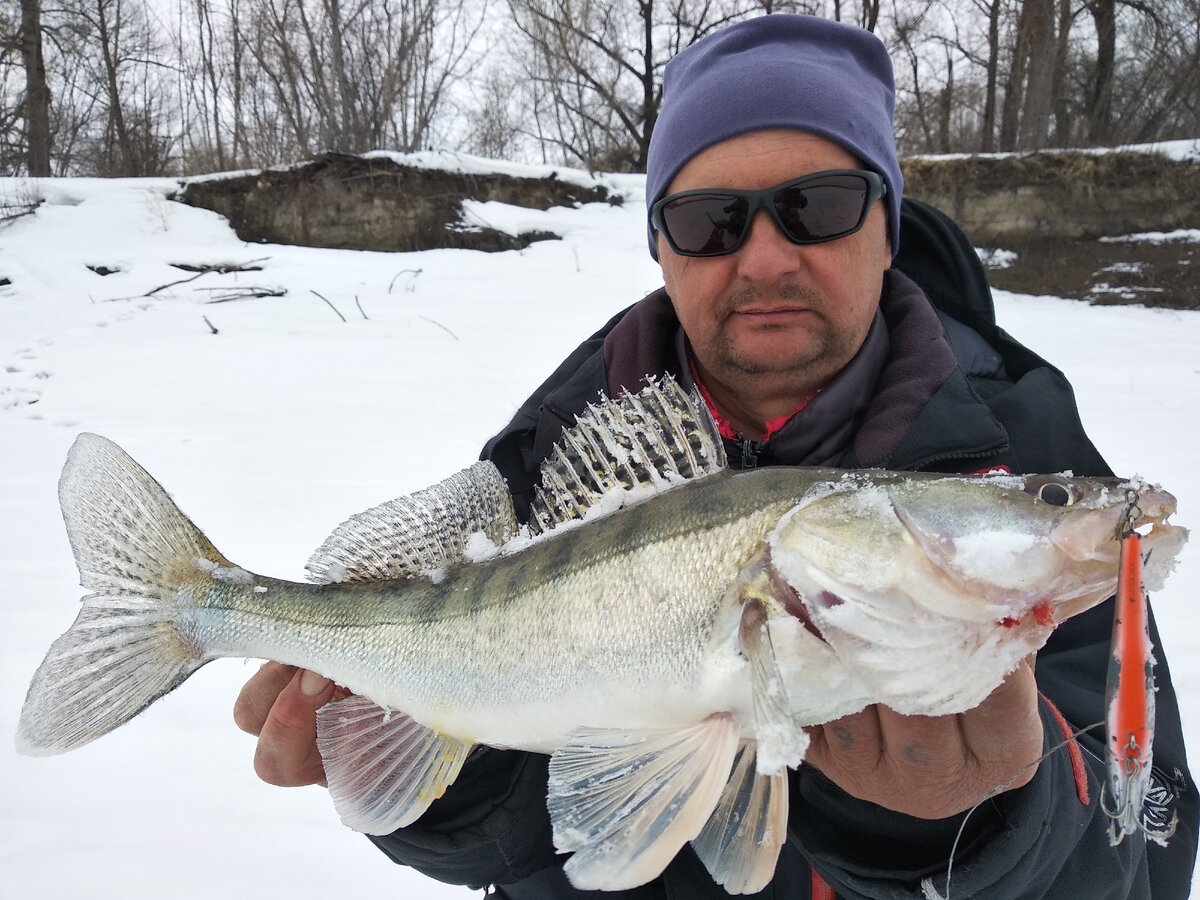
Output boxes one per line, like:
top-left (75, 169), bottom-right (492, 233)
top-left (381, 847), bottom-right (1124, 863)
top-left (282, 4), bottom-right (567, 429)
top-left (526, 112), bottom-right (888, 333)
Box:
top-left (306, 460), bottom-right (518, 584)
top-left (528, 376), bottom-right (727, 535)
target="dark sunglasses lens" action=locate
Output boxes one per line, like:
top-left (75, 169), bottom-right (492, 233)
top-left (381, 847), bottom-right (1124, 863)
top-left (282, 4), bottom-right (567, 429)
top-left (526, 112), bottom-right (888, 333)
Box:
top-left (662, 194), bottom-right (749, 255)
top-left (774, 175), bottom-right (869, 242)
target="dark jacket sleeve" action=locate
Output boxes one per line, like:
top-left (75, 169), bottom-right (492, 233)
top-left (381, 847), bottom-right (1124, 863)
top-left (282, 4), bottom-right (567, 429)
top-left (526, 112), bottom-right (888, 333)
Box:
top-left (367, 748), bottom-right (559, 888)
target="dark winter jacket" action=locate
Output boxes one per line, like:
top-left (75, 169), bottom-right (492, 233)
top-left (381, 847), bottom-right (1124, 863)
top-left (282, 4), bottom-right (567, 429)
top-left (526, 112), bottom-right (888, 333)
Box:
top-left (369, 200), bottom-right (1197, 899)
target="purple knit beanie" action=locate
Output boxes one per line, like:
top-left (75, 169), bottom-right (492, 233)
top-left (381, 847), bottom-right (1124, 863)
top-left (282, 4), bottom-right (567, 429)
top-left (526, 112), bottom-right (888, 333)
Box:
top-left (646, 14), bottom-right (903, 258)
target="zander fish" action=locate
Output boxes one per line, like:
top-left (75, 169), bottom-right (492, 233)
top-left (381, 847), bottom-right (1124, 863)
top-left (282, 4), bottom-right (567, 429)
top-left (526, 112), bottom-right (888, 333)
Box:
top-left (15, 380), bottom-right (1187, 894)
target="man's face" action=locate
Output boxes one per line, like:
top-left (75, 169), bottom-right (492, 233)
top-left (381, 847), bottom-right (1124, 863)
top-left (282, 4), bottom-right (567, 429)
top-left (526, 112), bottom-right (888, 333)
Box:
top-left (657, 129), bottom-right (891, 398)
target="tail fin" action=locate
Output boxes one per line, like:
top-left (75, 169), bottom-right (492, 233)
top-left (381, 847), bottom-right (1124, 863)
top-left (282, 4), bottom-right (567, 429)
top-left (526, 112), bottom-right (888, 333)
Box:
top-left (16, 434), bottom-right (221, 755)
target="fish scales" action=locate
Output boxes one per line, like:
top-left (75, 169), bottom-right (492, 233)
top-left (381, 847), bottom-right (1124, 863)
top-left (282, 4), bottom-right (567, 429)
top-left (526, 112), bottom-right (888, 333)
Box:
top-left (183, 470), bottom-right (805, 748)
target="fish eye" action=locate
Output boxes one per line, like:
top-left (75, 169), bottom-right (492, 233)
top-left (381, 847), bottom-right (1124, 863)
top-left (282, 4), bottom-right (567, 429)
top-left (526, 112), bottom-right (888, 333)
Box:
top-left (1036, 481), bottom-right (1075, 507)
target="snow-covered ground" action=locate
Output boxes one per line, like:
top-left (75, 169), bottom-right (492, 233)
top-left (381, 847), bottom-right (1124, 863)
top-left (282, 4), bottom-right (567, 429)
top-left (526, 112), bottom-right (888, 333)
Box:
top-left (1, 156), bottom-right (1197, 897)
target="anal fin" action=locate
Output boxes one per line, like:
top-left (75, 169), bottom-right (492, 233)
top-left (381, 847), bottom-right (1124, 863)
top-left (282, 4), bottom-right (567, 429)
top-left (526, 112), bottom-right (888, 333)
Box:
top-left (547, 715), bottom-right (739, 891)
top-left (316, 695), bottom-right (473, 835)
top-left (691, 741), bottom-right (788, 895)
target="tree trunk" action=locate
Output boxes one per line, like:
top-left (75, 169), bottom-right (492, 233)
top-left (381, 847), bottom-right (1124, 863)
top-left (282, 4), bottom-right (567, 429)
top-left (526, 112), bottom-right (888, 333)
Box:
top-left (1018, 0), bottom-right (1055, 150)
top-left (636, 0), bottom-right (654, 169)
top-left (20, 0), bottom-right (52, 176)
top-left (997, 2), bottom-right (1028, 150)
top-left (980, 0), bottom-right (1001, 151)
top-left (1087, 0), bottom-right (1116, 143)
top-left (94, 0), bottom-right (138, 174)
top-left (1049, 0), bottom-right (1074, 146)
top-left (937, 49), bottom-right (953, 153)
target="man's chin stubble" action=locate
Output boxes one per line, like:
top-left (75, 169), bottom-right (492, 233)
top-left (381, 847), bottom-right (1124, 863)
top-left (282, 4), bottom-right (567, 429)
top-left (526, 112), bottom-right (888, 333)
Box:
top-left (714, 334), bottom-right (833, 379)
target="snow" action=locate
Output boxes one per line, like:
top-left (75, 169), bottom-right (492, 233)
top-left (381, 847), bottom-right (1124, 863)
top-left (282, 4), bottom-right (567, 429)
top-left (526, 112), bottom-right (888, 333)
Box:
top-left (975, 247), bottom-right (1018, 270)
top-left (1099, 229), bottom-right (1200, 245)
top-left (913, 137), bottom-right (1200, 163)
top-left (2, 160), bottom-right (1199, 897)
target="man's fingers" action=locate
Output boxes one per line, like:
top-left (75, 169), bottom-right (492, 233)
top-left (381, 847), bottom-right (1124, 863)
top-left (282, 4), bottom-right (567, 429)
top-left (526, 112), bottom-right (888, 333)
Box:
top-left (806, 706), bottom-right (884, 775)
top-left (253, 667), bottom-right (334, 787)
top-left (958, 657), bottom-right (1042, 787)
top-left (233, 662), bottom-right (298, 735)
top-left (801, 658), bottom-right (1045, 819)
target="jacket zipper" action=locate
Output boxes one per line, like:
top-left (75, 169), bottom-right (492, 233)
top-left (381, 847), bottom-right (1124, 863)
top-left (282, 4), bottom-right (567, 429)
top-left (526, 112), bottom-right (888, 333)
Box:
top-left (739, 438), bottom-right (763, 469)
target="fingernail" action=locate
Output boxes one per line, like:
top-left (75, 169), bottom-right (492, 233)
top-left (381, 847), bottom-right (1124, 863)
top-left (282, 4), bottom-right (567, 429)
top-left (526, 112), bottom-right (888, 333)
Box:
top-left (300, 669), bottom-right (331, 697)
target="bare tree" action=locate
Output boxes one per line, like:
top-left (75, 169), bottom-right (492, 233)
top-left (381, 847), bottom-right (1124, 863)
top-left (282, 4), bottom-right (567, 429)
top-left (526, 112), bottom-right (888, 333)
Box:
top-left (1086, 0), bottom-right (1117, 142)
top-left (1113, 0), bottom-right (1200, 143)
top-left (832, 0), bottom-right (881, 31)
top-left (4, 0), bottom-right (1198, 175)
top-left (504, 0), bottom-right (774, 172)
top-left (232, 0), bottom-right (479, 162)
top-left (53, 0), bottom-right (177, 175)
top-left (19, 0), bottom-right (52, 174)
top-left (178, 0), bottom-right (248, 170)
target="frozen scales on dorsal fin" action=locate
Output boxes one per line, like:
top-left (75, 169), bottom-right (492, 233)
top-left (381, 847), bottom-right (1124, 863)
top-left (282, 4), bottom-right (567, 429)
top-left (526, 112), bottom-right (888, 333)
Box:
top-left (528, 376), bottom-right (728, 535)
top-left (306, 460), bottom-right (518, 584)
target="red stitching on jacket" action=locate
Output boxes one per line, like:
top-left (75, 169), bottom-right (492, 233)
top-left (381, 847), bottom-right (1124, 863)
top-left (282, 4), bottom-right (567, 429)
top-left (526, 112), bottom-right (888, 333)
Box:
top-left (1041, 692), bottom-right (1090, 805)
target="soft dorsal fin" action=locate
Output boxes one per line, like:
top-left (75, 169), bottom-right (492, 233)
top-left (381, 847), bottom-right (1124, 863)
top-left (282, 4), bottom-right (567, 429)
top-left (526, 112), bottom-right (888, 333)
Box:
top-left (306, 460), bottom-right (518, 583)
top-left (528, 376), bottom-right (727, 535)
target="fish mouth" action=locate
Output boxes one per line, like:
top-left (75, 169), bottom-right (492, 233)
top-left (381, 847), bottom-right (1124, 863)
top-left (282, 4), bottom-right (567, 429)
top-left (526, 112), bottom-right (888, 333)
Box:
top-left (1127, 485), bottom-right (1188, 591)
top-left (1052, 483), bottom-right (1180, 565)
top-left (1045, 483), bottom-right (1187, 622)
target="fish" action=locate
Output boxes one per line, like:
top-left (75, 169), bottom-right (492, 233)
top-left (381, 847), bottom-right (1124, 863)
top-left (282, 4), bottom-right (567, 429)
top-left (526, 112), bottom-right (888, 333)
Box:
top-left (15, 379), bottom-right (1187, 894)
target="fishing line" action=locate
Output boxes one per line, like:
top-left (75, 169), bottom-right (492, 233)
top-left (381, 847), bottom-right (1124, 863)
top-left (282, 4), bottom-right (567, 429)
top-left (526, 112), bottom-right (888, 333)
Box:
top-left (920, 719), bottom-right (1104, 900)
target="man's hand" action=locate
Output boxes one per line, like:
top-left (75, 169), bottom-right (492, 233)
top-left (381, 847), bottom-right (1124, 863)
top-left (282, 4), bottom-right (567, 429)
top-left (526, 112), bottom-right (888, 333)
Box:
top-left (233, 662), bottom-right (346, 787)
top-left (803, 658), bottom-right (1043, 819)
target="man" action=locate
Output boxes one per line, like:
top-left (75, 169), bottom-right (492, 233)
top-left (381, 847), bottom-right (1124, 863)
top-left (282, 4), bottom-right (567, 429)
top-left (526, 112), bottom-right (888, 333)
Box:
top-left (234, 15), bottom-right (1197, 898)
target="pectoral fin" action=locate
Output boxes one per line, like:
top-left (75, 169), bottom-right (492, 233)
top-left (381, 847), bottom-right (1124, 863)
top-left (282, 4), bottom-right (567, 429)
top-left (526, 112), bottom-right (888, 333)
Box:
top-left (691, 741), bottom-right (788, 895)
top-left (547, 715), bottom-right (739, 891)
top-left (316, 695), bottom-right (473, 835)
top-left (740, 596), bottom-right (811, 774)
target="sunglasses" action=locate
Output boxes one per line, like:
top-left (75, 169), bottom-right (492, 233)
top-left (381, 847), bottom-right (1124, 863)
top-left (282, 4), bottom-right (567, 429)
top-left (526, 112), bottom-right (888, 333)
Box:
top-left (650, 169), bottom-right (887, 258)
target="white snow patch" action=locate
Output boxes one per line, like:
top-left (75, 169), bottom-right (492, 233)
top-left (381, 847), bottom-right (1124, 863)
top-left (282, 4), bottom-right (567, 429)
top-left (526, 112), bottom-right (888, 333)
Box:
top-left (912, 137), bottom-right (1200, 163)
top-left (463, 530), bottom-right (501, 563)
top-left (976, 247), bottom-right (1018, 269)
top-left (1099, 229), bottom-right (1200, 245)
top-left (1096, 261), bottom-right (1146, 275)
top-left (949, 532), bottom-right (1044, 590)
top-left (420, 567), bottom-right (447, 584)
top-left (193, 558), bottom-right (255, 586)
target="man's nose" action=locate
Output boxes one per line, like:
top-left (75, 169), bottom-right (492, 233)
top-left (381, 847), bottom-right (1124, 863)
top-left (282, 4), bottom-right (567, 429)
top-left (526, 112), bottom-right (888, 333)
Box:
top-left (735, 209), bottom-right (803, 282)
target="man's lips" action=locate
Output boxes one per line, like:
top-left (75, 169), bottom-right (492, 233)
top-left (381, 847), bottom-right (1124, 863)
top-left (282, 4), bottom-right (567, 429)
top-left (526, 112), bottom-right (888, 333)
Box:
top-left (732, 306), bottom-right (815, 322)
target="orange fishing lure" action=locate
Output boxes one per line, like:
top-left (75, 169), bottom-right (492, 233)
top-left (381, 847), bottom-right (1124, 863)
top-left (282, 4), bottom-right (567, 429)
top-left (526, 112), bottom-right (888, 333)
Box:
top-left (1103, 494), bottom-right (1176, 847)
